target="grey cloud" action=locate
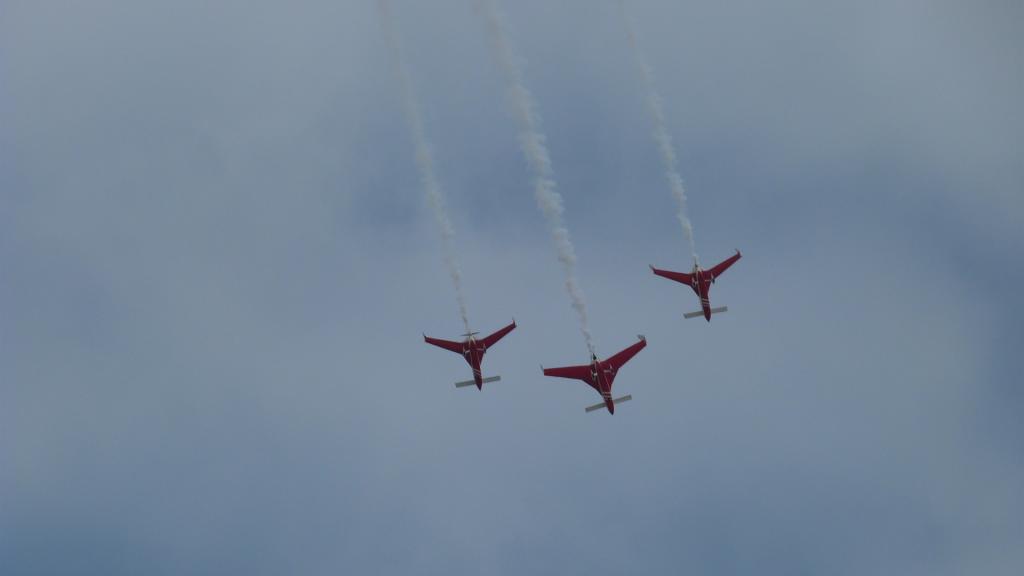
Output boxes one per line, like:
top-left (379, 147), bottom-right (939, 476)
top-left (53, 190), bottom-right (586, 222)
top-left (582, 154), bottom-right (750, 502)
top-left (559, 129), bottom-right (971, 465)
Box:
top-left (2, 1), bottom-right (1021, 574)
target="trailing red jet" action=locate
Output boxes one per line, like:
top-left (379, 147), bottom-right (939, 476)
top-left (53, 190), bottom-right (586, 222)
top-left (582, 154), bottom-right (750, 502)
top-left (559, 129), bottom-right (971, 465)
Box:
top-left (541, 335), bottom-right (646, 414)
top-left (424, 320), bottom-right (516, 389)
top-left (651, 250), bottom-right (742, 321)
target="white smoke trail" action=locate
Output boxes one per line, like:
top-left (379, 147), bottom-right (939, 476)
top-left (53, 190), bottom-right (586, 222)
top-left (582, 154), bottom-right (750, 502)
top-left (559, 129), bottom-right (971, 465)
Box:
top-left (618, 0), bottom-right (699, 263)
top-left (378, 0), bottom-right (470, 334)
top-left (478, 0), bottom-right (596, 357)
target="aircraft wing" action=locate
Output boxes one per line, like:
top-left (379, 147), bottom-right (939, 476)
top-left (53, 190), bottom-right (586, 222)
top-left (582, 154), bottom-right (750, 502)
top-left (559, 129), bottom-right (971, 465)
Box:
top-left (708, 250), bottom-right (742, 278)
top-left (650, 265), bottom-right (692, 285)
top-left (605, 336), bottom-right (647, 371)
top-left (481, 320), bottom-right (516, 348)
top-left (423, 335), bottom-right (463, 355)
top-left (542, 364), bottom-right (592, 381)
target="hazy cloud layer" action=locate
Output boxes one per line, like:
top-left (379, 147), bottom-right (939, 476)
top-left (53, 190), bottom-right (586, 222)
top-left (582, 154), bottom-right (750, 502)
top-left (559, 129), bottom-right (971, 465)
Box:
top-left (2, 1), bottom-right (1021, 574)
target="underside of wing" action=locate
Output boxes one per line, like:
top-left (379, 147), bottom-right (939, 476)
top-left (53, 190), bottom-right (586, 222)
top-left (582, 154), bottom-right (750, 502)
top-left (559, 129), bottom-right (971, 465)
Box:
top-left (651, 265), bottom-right (692, 285)
top-left (542, 364), bottom-right (591, 381)
top-left (606, 337), bottom-right (647, 371)
top-left (481, 320), bottom-right (516, 348)
top-left (423, 335), bottom-right (464, 355)
top-left (708, 250), bottom-right (742, 278)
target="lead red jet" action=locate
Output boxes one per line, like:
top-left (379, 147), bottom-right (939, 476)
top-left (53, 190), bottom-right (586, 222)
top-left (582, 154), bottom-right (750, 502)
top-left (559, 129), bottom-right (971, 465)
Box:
top-left (424, 320), bottom-right (516, 389)
top-left (651, 250), bottom-right (742, 321)
top-left (542, 335), bottom-right (646, 414)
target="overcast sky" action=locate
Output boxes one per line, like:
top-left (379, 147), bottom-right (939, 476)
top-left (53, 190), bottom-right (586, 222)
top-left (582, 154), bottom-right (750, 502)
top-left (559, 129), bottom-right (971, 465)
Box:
top-left (2, 1), bottom-right (1022, 574)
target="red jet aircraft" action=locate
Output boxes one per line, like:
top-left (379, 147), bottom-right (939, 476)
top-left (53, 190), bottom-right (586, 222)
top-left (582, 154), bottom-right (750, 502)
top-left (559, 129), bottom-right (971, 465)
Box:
top-left (651, 250), bottom-right (742, 321)
top-left (424, 320), bottom-right (516, 389)
top-left (542, 335), bottom-right (647, 414)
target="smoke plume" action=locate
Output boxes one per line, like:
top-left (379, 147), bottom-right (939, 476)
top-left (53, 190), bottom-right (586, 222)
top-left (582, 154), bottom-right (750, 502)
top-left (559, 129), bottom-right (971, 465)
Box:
top-left (478, 0), bottom-right (595, 356)
top-left (379, 0), bottom-right (471, 334)
top-left (619, 0), bottom-right (699, 263)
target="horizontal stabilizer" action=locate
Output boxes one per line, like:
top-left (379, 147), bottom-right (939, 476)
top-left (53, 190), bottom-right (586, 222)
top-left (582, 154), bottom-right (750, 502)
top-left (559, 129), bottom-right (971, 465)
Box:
top-left (454, 375), bottom-right (501, 388)
top-left (584, 394), bottom-right (633, 413)
top-left (684, 306), bottom-right (728, 319)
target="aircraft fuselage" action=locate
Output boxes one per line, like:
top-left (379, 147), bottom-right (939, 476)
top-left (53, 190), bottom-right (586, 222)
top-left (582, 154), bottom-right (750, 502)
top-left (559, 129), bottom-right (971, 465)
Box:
top-left (688, 267), bottom-right (717, 321)
top-left (460, 339), bottom-right (488, 388)
top-left (581, 360), bottom-right (619, 414)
